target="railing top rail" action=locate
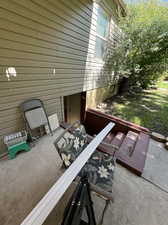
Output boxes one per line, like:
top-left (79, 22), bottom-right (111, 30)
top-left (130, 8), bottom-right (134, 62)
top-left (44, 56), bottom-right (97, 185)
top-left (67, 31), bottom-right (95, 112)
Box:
top-left (21, 122), bottom-right (115, 225)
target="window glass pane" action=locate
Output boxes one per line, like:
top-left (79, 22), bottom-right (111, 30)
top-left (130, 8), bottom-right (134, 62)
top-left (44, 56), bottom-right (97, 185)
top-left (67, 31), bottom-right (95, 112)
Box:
top-left (95, 37), bottom-right (105, 59)
top-left (96, 7), bottom-right (109, 38)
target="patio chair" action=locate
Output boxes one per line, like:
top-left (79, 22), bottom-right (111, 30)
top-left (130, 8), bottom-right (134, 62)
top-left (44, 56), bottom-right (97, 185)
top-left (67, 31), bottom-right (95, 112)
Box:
top-left (20, 99), bottom-right (52, 140)
top-left (54, 121), bottom-right (118, 224)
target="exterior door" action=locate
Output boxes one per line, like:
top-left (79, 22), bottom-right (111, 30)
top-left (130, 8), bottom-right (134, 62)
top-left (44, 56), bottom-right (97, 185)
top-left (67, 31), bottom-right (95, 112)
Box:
top-left (64, 92), bottom-right (86, 124)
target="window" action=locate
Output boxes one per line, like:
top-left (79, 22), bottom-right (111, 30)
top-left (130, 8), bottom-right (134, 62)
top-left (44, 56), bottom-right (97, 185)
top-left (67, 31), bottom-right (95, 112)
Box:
top-left (95, 7), bottom-right (109, 60)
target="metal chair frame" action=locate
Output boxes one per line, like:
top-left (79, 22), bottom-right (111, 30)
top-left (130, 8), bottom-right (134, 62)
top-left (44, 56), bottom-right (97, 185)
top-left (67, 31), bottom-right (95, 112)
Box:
top-left (20, 99), bottom-right (53, 140)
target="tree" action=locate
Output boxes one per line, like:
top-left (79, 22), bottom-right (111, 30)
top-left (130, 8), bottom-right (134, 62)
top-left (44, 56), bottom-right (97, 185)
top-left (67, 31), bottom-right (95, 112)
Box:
top-left (109, 0), bottom-right (168, 89)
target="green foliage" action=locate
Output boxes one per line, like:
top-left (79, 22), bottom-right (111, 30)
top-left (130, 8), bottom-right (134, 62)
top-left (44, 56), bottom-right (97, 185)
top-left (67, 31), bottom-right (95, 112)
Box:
top-left (109, 0), bottom-right (168, 89)
top-left (157, 80), bottom-right (168, 89)
top-left (104, 81), bottom-right (168, 135)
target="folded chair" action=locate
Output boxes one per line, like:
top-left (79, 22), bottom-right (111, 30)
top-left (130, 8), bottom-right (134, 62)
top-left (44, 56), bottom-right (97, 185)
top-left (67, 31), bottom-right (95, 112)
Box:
top-left (54, 121), bottom-right (118, 224)
top-left (20, 99), bottom-right (52, 140)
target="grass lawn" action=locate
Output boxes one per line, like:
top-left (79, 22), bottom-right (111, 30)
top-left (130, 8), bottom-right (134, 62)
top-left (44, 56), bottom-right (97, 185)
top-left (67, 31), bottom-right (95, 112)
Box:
top-left (98, 81), bottom-right (168, 136)
top-left (157, 80), bottom-right (168, 89)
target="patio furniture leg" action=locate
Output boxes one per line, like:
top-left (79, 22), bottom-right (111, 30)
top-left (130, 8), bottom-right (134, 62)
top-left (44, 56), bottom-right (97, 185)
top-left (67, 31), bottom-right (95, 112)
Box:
top-left (61, 176), bottom-right (96, 225)
top-left (98, 199), bottom-right (111, 225)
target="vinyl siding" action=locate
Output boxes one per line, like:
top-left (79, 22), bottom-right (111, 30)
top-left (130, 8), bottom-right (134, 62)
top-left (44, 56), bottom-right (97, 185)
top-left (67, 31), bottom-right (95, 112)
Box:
top-left (84, 0), bottom-right (121, 91)
top-left (0, 0), bottom-right (121, 153)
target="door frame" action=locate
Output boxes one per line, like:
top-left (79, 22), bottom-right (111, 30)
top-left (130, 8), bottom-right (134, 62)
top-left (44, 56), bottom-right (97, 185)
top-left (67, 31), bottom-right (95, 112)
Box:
top-left (64, 92), bottom-right (86, 123)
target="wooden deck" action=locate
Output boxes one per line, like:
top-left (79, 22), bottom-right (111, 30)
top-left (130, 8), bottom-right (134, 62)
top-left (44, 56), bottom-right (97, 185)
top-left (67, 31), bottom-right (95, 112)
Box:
top-left (84, 109), bottom-right (150, 176)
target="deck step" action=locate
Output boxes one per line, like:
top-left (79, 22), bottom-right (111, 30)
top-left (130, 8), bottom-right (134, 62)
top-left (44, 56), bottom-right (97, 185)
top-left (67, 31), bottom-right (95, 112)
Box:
top-left (116, 132), bottom-right (150, 176)
top-left (111, 132), bottom-right (125, 150)
top-left (103, 132), bottom-right (114, 144)
top-left (97, 132), bottom-right (125, 156)
top-left (118, 131), bottom-right (138, 157)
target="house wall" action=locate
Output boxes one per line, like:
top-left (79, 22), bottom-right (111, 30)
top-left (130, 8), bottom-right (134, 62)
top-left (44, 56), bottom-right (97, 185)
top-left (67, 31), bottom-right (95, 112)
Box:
top-left (0, 0), bottom-right (123, 154)
top-left (85, 0), bottom-right (122, 109)
top-left (86, 83), bottom-right (119, 108)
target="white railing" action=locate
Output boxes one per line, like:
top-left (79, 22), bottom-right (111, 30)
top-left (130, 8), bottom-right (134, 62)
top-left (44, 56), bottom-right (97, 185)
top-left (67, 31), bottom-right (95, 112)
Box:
top-left (21, 122), bottom-right (115, 225)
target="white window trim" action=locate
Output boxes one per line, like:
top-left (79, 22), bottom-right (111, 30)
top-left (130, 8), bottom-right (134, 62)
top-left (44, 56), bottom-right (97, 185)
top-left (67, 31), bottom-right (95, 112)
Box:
top-left (96, 33), bottom-right (107, 41)
top-left (95, 5), bottom-right (111, 62)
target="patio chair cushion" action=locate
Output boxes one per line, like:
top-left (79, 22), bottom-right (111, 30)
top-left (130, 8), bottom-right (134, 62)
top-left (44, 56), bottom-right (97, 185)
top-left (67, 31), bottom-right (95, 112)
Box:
top-left (55, 125), bottom-right (115, 193)
top-left (85, 150), bottom-right (115, 192)
top-left (56, 126), bottom-right (87, 167)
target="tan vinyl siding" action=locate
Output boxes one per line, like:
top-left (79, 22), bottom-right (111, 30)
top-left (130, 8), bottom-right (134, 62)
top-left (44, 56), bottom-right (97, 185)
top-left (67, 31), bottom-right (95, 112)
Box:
top-left (84, 0), bottom-right (121, 91)
top-left (0, 0), bottom-right (121, 153)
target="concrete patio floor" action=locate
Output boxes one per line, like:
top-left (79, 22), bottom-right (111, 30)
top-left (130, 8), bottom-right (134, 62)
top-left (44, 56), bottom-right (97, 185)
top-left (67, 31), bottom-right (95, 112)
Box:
top-left (43, 163), bottom-right (168, 225)
top-left (103, 164), bottom-right (168, 225)
top-left (44, 139), bottom-right (168, 225)
top-left (0, 130), bottom-right (168, 225)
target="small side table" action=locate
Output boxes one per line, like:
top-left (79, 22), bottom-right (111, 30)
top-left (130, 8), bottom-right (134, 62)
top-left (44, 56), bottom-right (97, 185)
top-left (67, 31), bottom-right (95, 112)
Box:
top-left (8, 141), bottom-right (30, 159)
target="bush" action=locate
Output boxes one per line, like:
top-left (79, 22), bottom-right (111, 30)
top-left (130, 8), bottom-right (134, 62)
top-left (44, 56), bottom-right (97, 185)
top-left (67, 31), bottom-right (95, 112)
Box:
top-left (109, 0), bottom-right (168, 89)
